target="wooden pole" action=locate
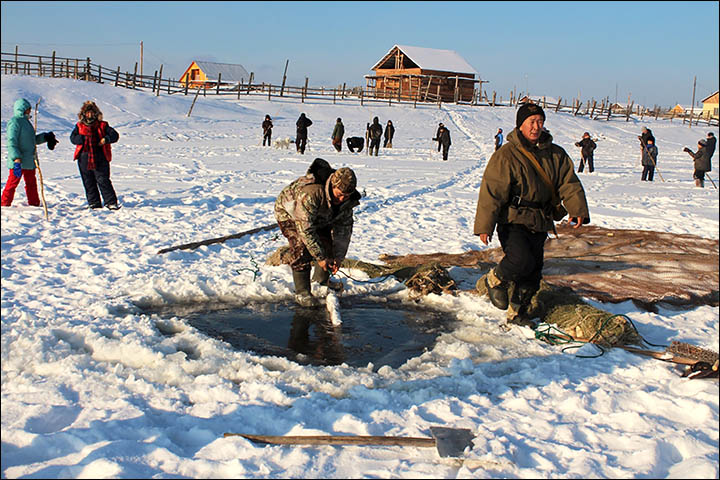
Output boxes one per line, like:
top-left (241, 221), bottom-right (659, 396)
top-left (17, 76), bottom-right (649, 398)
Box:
top-left (689, 76), bottom-right (696, 129)
top-left (140, 41), bottom-right (143, 77)
top-left (280, 59), bottom-right (289, 96)
top-left (32, 99), bottom-right (49, 221)
top-left (157, 65), bottom-right (163, 96)
top-left (51, 51), bottom-right (56, 77)
top-left (216, 72), bottom-right (221, 95)
top-left (14, 45), bottom-right (18, 74)
top-left (38, 56), bottom-right (43, 77)
top-left (247, 72), bottom-right (254, 95)
top-left (132, 62), bottom-right (138, 89)
top-left (302, 77), bottom-right (308, 103)
top-left (187, 87), bottom-right (202, 117)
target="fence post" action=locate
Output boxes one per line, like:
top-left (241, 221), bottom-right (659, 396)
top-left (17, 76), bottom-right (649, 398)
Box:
top-left (98, 64), bottom-right (103, 83)
top-left (14, 45), bottom-right (19, 74)
top-left (302, 77), bottom-right (308, 103)
top-left (342, 82), bottom-right (346, 99)
top-left (216, 72), bottom-right (221, 95)
top-left (157, 65), bottom-right (163, 96)
top-left (555, 97), bottom-right (562, 113)
top-left (247, 72), bottom-right (254, 95)
top-left (333, 87), bottom-right (336, 104)
top-left (132, 62), bottom-right (137, 89)
top-left (51, 51), bottom-right (56, 77)
top-left (360, 89), bottom-right (364, 106)
top-left (437, 84), bottom-right (441, 109)
top-left (38, 56), bottom-right (43, 77)
top-left (85, 57), bottom-right (91, 81)
top-left (268, 83), bottom-right (272, 101)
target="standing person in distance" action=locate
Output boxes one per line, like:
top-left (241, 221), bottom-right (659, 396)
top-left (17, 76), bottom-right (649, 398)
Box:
top-left (70, 101), bottom-right (120, 210)
top-left (2, 98), bottom-right (57, 207)
top-left (295, 113), bottom-right (313, 154)
top-left (368, 116), bottom-right (383, 156)
top-left (705, 132), bottom-right (716, 161)
top-left (437, 124), bottom-right (452, 161)
top-left (574, 132), bottom-right (597, 173)
top-left (383, 120), bottom-right (395, 148)
top-left (331, 118), bottom-right (344, 152)
top-left (434, 122), bottom-right (444, 152)
top-left (474, 103), bottom-right (590, 326)
top-left (683, 139), bottom-right (711, 188)
top-left (641, 137), bottom-right (658, 181)
top-left (262, 114), bottom-right (273, 147)
top-left (494, 128), bottom-right (504, 151)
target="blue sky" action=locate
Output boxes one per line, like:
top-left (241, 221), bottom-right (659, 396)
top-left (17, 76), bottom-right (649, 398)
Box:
top-left (2, 1), bottom-right (718, 107)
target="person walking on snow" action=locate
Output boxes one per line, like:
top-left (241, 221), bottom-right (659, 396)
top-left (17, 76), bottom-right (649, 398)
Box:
top-left (331, 118), bottom-right (344, 152)
top-left (70, 101), bottom-right (120, 209)
top-left (641, 137), bottom-right (658, 181)
top-left (274, 159), bottom-right (361, 307)
top-left (683, 139), bottom-right (712, 188)
top-left (383, 120), bottom-right (395, 148)
top-left (437, 124), bottom-right (452, 160)
top-left (494, 128), bottom-right (503, 151)
top-left (574, 132), bottom-right (597, 173)
top-left (262, 115), bottom-right (273, 146)
top-left (368, 117), bottom-right (383, 156)
top-left (2, 98), bottom-right (58, 207)
top-left (295, 113), bottom-right (313, 154)
top-left (474, 103), bottom-right (590, 326)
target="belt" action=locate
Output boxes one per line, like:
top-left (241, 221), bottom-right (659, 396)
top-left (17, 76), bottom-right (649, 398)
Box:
top-left (510, 195), bottom-right (546, 210)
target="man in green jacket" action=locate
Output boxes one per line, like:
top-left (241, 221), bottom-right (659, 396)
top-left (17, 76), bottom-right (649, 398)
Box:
top-left (473, 103), bottom-right (590, 325)
top-left (331, 118), bottom-right (344, 152)
top-left (275, 158), bottom-right (361, 307)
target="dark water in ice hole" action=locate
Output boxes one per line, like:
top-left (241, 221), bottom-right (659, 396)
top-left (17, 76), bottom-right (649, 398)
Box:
top-left (143, 297), bottom-right (459, 369)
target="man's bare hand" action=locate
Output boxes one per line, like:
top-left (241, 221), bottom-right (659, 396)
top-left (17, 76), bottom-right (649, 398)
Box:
top-left (570, 217), bottom-right (586, 228)
top-left (479, 233), bottom-right (491, 245)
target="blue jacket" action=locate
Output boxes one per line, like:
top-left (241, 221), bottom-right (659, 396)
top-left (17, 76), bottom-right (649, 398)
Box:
top-left (6, 98), bottom-right (49, 169)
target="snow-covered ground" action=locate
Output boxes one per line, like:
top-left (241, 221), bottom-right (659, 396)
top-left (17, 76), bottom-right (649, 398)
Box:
top-left (1, 75), bottom-right (718, 479)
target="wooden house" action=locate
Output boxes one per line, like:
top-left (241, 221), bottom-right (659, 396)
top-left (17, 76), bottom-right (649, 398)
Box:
top-left (700, 91), bottom-right (719, 118)
top-left (366, 45), bottom-right (480, 103)
top-left (670, 104), bottom-right (686, 115)
top-left (179, 61), bottom-right (250, 89)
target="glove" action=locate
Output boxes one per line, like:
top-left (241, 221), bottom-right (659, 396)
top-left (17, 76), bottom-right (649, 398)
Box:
top-left (12, 162), bottom-right (22, 178)
top-left (683, 147), bottom-right (691, 153)
top-left (46, 132), bottom-right (58, 150)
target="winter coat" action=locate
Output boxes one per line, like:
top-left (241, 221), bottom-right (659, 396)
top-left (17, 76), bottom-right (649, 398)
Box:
top-left (274, 159), bottom-right (361, 264)
top-left (384, 123), bottom-right (395, 140)
top-left (706, 136), bottom-right (716, 162)
top-left (474, 128), bottom-right (590, 234)
top-left (332, 121), bottom-right (344, 140)
top-left (495, 132), bottom-right (503, 148)
top-left (691, 146), bottom-right (711, 173)
top-left (70, 121), bottom-right (118, 166)
top-left (438, 126), bottom-right (451, 146)
top-left (641, 144), bottom-right (658, 167)
top-left (368, 119), bottom-right (383, 140)
top-left (296, 114), bottom-right (312, 136)
top-left (6, 98), bottom-right (51, 169)
top-left (575, 137), bottom-right (596, 157)
top-left (262, 119), bottom-right (273, 134)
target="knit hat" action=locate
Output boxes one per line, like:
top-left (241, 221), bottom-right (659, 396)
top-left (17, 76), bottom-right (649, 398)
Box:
top-left (699, 139), bottom-right (707, 146)
top-left (330, 167), bottom-right (357, 194)
top-left (516, 103), bottom-right (545, 128)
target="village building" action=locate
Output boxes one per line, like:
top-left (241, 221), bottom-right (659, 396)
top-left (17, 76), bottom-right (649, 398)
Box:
top-left (670, 104), bottom-right (686, 115)
top-left (365, 45), bottom-right (480, 103)
top-left (700, 91), bottom-right (719, 119)
top-left (179, 61), bottom-right (250, 89)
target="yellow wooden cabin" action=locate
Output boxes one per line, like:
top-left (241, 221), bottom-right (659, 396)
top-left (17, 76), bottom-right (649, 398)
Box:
top-left (701, 91), bottom-right (719, 119)
top-left (670, 104), bottom-right (686, 115)
top-left (179, 61), bottom-right (250, 89)
top-left (366, 45), bottom-right (480, 103)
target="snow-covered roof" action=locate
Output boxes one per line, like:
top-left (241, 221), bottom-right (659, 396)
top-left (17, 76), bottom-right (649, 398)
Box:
top-left (194, 61), bottom-right (250, 82)
top-left (372, 45), bottom-right (478, 76)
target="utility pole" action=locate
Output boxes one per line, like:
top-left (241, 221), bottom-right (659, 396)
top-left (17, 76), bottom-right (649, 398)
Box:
top-left (689, 75), bottom-right (696, 129)
top-left (615, 83), bottom-right (618, 104)
top-left (140, 41), bottom-right (144, 77)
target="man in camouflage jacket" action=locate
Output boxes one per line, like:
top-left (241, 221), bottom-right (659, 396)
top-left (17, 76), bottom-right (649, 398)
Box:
top-left (474, 103), bottom-right (590, 325)
top-left (275, 158), bottom-right (361, 306)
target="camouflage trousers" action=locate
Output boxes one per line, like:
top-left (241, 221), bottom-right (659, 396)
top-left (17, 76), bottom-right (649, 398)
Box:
top-left (277, 220), bottom-right (332, 272)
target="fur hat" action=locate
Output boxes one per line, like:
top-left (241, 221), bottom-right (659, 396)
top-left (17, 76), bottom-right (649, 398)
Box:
top-left (330, 167), bottom-right (357, 194)
top-left (78, 101), bottom-right (102, 122)
top-left (516, 103), bottom-right (545, 129)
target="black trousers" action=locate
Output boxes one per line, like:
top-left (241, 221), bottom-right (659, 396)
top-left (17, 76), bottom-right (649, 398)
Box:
top-left (263, 132), bottom-right (272, 146)
top-left (441, 143), bottom-right (450, 160)
top-left (578, 153), bottom-right (594, 172)
top-left (496, 223), bottom-right (547, 293)
top-left (369, 138), bottom-right (380, 156)
top-left (641, 165), bottom-right (655, 181)
top-left (78, 156), bottom-right (117, 207)
top-left (296, 134), bottom-right (307, 154)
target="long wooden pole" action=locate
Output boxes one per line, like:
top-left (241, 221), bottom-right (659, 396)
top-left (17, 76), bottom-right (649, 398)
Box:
top-left (33, 99), bottom-right (49, 221)
top-left (157, 223), bottom-right (278, 254)
top-left (688, 76), bottom-right (696, 129)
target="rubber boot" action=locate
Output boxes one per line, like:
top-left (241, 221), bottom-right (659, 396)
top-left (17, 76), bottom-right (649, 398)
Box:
top-left (312, 263), bottom-right (344, 292)
top-left (483, 267), bottom-right (509, 310)
top-left (292, 270), bottom-right (318, 307)
top-left (507, 284), bottom-right (539, 328)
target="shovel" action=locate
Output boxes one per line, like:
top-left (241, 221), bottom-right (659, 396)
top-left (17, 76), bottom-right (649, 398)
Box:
top-left (223, 426), bottom-right (475, 458)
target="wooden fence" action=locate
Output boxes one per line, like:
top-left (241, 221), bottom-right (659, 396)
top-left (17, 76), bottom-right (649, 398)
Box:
top-left (2, 49), bottom-right (717, 126)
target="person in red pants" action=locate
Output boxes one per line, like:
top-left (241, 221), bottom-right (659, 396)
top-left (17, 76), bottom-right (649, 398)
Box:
top-left (2, 98), bottom-right (57, 207)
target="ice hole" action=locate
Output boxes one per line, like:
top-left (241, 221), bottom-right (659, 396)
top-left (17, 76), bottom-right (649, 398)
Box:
top-left (142, 297), bottom-right (458, 369)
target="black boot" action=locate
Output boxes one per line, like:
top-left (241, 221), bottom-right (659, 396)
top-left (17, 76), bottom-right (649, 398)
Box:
top-left (507, 284), bottom-right (539, 328)
top-left (483, 267), bottom-right (509, 310)
top-left (292, 270), bottom-right (318, 307)
top-left (312, 263), bottom-right (344, 292)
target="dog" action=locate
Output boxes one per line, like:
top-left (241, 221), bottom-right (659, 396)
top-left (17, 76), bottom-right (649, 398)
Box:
top-left (346, 136), bottom-right (364, 153)
top-left (273, 137), bottom-right (295, 149)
